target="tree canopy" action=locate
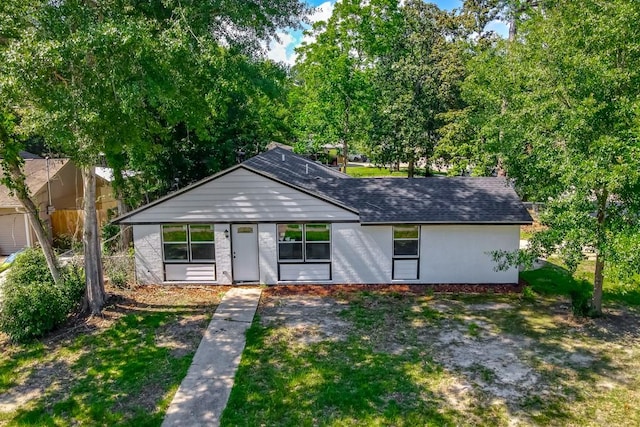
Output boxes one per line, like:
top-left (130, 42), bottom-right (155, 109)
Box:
top-left (465, 0), bottom-right (640, 313)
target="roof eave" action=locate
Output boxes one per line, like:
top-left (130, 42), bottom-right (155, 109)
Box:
top-left (360, 220), bottom-right (533, 226)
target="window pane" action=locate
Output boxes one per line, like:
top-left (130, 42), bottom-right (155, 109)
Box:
top-left (190, 225), bottom-right (214, 242)
top-left (278, 242), bottom-right (303, 260)
top-left (191, 243), bottom-right (215, 261)
top-left (305, 224), bottom-right (330, 242)
top-left (393, 225), bottom-right (419, 239)
top-left (278, 224), bottom-right (302, 242)
top-left (306, 243), bottom-right (330, 260)
top-left (394, 240), bottom-right (419, 256)
top-left (163, 225), bottom-right (187, 242)
top-left (164, 243), bottom-right (188, 260)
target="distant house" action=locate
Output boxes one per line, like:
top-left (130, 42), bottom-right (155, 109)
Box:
top-left (117, 148), bottom-right (532, 285)
top-left (0, 159), bottom-right (116, 254)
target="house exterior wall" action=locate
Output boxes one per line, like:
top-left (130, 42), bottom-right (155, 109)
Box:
top-left (420, 225), bottom-right (520, 284)
top-left (332, 224), bottom-right (392, 283)
top-left (258, 223), bottom-right (278, 284)
top-left (123, 168), bottom-right (358, 224)
top-left (132, 224), bottom-right (164, 284)
top-left (33, 160), bottom-right (83, 211)
top-left (214, 224), bottom-right (232, 284)
top-left (132, 222), bottom-right (520, 285)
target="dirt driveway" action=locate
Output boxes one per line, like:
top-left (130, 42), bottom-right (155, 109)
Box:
top-left (254, 288), bottom-right (640, 426)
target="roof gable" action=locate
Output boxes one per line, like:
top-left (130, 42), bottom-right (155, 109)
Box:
top-left (117, 148), bottom-right (532, 225)
top-left (0, 158), bottom-right (70, 208)
top-left (118, 167), bottom-right (358, 224)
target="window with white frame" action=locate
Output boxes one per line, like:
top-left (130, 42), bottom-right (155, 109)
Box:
top-left (278, 223), bottom-right (331, 262)
top-left (162, 224), bottom-right (215, 262)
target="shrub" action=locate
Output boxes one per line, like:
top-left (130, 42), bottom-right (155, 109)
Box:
top-left (53, 234), bottom-right (82, 254)
top-left (103, 251), bottom-right (134, 288)
top-left (570, 289), bottom-right (593, 317)
top-left (0, 248), bottom-right (85, 342)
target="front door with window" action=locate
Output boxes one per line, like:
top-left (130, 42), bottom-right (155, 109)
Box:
top-left (231, 224), bottom-right (259, 282)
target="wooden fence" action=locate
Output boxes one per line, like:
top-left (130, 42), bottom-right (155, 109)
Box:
top-left (50, 209), bottom-right (109, 239)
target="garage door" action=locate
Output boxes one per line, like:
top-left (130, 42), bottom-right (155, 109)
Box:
top-left (0, 213), bottom-right (28, 255)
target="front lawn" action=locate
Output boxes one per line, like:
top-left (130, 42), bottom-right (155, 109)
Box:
top-left (224, 265), bottom-right (640, 426)
top-left (0, 286), bottom-right (224, 426)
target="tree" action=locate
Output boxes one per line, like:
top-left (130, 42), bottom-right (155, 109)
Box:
top-left (3, 0), bottom-right (307, 314)
top-left (368, 1), bottom-right (455, 177)
top-left (292, 0), bottom-right (389, 172)
top-left (465, 0), bottom-right (640, 314)
top-left (0, 1), bottom-right (62, 284)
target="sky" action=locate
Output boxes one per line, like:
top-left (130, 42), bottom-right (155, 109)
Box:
top-left (265, 0), bottom-right (509, 65)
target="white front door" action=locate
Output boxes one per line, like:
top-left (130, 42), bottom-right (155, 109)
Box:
top-left (231, 224), bottom-right (259, 282)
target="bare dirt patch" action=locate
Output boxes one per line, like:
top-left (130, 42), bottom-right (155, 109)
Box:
top-left (260, 295), bottom-right (351, 344)
top-left (256, 291), bottom-right (640, 425)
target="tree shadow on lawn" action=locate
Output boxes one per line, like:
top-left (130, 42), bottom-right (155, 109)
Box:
top-left (436, 291), bottom-right (640, 425)
top-left (0, 294), bottom-right (217, 426)
top-left (229, 290), bottom-right (640, 426)
top-left (223, 323), bottom-right (470, 427)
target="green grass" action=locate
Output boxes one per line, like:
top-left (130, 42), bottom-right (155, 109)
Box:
top-left (0, 309), bottom-right (209, 426)
top-left (521, 259), bottom-right (640, 306)
top-left (346, 166), bottom-right (409, 178)
top-left (224, 281), bottom-right (640, 426)
top-left (224, 324), bottom-right (465, 426)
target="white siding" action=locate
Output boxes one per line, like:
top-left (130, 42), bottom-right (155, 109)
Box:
top-left (133, 222), bottom-right (520, 285)
top-left (279, 264), bottom-right (331, 281)
top-left (165, 264), bottom-right (215, 282)
top-left (0, 212), bottom-right (28, 255)
top-left (332, 224), bottom-right (392, 284)
top-left (393, 259), bottom-right (419, 280)
top-left (420, 225), bottom-right (520, 284)
top-left (133, 224), bottom-right (164, 284)
top-left (123, 168), bottom-right (358, 223)
top-left (258, 224), bottom-right (278, 284)
top-left (214, 224), bottom-right (232, 284)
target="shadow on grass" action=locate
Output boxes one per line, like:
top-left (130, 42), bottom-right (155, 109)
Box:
top-left (223, 322), bottom-right (463, 427)
top-left (230, 290), bottom-right (640, 426)
top-left (522, 262), bottom-right (640, 307)
top-left (0, 296), bottom-right (215, 426)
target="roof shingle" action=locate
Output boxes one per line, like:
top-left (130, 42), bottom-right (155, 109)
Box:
top-left (244, 148), bottom-right (532, 224)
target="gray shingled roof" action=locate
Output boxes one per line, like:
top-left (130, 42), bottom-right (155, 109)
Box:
top-left (244, 148), bottom-right (532, 224)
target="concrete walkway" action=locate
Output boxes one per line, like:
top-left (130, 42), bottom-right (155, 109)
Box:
top-left (162, 287), bottom-right (262, 427)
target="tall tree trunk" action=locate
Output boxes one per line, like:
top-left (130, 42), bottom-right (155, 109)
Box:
top-left (7, 163), bottom-right (62, 284)
top-left (342, 98), bottom-right (350, 174)
top-left (592, 190), bottom-right (608, 315)
top-left (81, 166), bottom-right (106, 314)
top-left (592, 254), bottom-right (605, 316)
top-left (408, 157), bottom-right (415, 178)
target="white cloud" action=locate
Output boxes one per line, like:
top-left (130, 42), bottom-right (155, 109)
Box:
top-left (265, 1), bottom-right (336, 65)
top-left (308, 1), bottom-right (335, 24)
top-left (266, 31), bottom-right (297, 65)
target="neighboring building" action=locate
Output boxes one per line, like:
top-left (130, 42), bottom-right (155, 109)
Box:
top-left (117, 148), bottom-right (532, 285)
top-left (0, 159), bottom-right (116, 255)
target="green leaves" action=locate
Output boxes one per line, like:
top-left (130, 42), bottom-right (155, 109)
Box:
top-left (465, 0), bottom-right (640, 309)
